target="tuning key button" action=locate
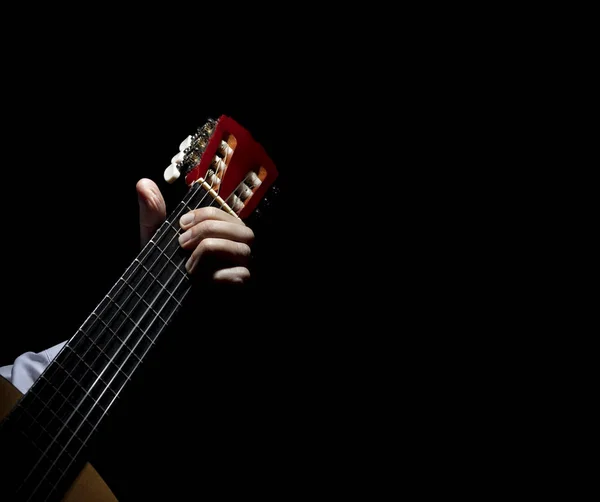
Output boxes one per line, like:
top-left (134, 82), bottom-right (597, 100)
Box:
top-left (217, 141), bottom-right (234, 160)
top-left (171, 151), bottom-right (185, 164)
top-left (179, 135), bottom-right (192, 152)
top-left (164, 163), bottom-right (181, 184)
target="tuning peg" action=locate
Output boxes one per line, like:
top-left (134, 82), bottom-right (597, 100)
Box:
top-left (245, 171), bottom-right (262, 189)
top-left (217, 141), bottom-right (234, 161)
top-left (164, 162), bottom-right (181, 184)
top-left (179, 135), bottom-right (192, 152)
top-left (237, 183), bottom-right (253, 201)
top-left (171, 151), bottom-right (185, 164)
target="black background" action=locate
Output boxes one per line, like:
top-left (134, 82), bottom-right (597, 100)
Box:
top-left (0, 41), bottom-right (349, 499)
top-left (0, 8), bottom-right (409, 494)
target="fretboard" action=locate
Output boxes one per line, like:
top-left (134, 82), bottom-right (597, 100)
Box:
top-left (0, 180), bottom-right (222, 501)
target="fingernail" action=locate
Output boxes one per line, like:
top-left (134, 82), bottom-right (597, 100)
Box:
top-left (185, 256), bottom-right (195, 273)
top-left (178, 230), bottom-right (191, 245)
top-left (180, 213), bottom-right (194, 226)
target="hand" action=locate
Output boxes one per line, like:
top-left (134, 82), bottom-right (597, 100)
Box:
top-left (136, 178), bottom-right (254, 285)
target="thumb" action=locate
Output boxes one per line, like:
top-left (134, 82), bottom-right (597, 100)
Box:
top-left (136, 178), bottom-right (167, 248)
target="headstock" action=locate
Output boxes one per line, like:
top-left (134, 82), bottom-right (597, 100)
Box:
top-left (164, 115), bottom-right (278, 220)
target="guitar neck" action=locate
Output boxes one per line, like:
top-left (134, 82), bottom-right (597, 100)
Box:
top-left (0, 113), bottom-right (279, 501)
top-left (0, 180), bottom-right (220, 500)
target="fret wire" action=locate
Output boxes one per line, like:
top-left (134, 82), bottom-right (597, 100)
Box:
top-left (30, 451), bottom-right (70, 477)
top-left (32, 253), bottom-right (193, 498)
top-left (147, 183), bottom-right (200, 254)
top-left (52, 211), bottom-right (194, 422)
top-left (90, 190), bottom-right (197, 344)
top-left (38, 376), bottom-right (88, 425)
top-left (122, 261), bottom-right (180, 316)
top-left (146, 237), bottom-right (189, 284)
top-left (90, 310), bottom-right (146, 364)
top-left (95, 290), bottom-right (169, 357)
top-left (137, 253), bottom-right (188, 290)
top-left (53, 225), bottom-right (190, 405)
top-left (43, 358), bottom-right (111, 446)
top-left (35, 188), bottom-right (211, 498)
top-left (63, 338), bottom-right (130, 390)
top-left (36, 374), bottom-right (97, 449)
top-left (17, 401), bottom-right (83, 474)
top-left (134, 257), bottom-right (185, 307)
top-left (18, 430), bottom-right (71, 475)
top-left (118, 274), bottom-right (169, 326)
top-left (55, 351), bottom-right (107, 396)
top-left (77, 324), bottom-right (139, 372)
top-left (111, 182), bottom-right (199, 301)
top-left (19, 426), bottom-right (81, 498)
top-left (17, 402), bottom-right (58, 443)
top-left (20, 389), bottom-right (84, 449)
top-left (168, 221), bottom-right (185, 236)
top-left (63, 249), bottom-right (184, 409)
top-left (54, 257), bottom-right (194, 478)
top-left (19, 431), bottom-right (76, 475)
top-left (51, 360), bottom-right (110, 414)
top-left (14, 355), bottom-right (107, 431)
top-left (36, 376), bottom-right (99, 458)
top-left (95, 256), bottom-right (188, 388)
top-left (73, 327), bottom-right (110, 363)
top-left (76, 269), bottom-right (193, 437)
top-left (20, 184), bottom-right (211, 499)
top-left (51, 182), bottom-right (231, 500)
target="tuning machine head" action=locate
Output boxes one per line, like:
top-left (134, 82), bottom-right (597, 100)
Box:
top-left (162, 115), bottom-right (278, 220)
top-left (164, 119), bottom-right (218, 184)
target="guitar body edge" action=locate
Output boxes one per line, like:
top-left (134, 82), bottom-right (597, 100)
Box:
top-left (0, 375), bottom-right (118, 502)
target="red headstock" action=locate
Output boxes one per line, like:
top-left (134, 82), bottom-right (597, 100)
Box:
top-left (164, 115), bottom-right (278, 220)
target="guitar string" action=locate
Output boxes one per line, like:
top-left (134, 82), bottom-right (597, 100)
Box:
top-left (25, 180), bottom-right (233, 501)
top-left (21, 170), bottom-right (247, 499)
top-left (34, 164), bottom-right (257, 500)
top-left (23, 171), bottom-right (224, 426)
top-left (18, 181), bottom-right (212, 500)
top-left (14, 179), bottom-right (205, 434)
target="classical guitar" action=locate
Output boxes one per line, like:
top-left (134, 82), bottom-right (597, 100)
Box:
top-left (0, 115), bottom-right (278, 501)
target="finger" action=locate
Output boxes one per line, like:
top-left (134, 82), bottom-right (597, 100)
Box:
top-left (137, 178), bottom-right (166, 247)
top-left (211, 266), bottom-right (251, 284)
top-left (178, 219), bottom-right (254, 250)
top-left (179, 206), bottom-right (245, 230)
top-left (185, 238), bottom-right (252, 274)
